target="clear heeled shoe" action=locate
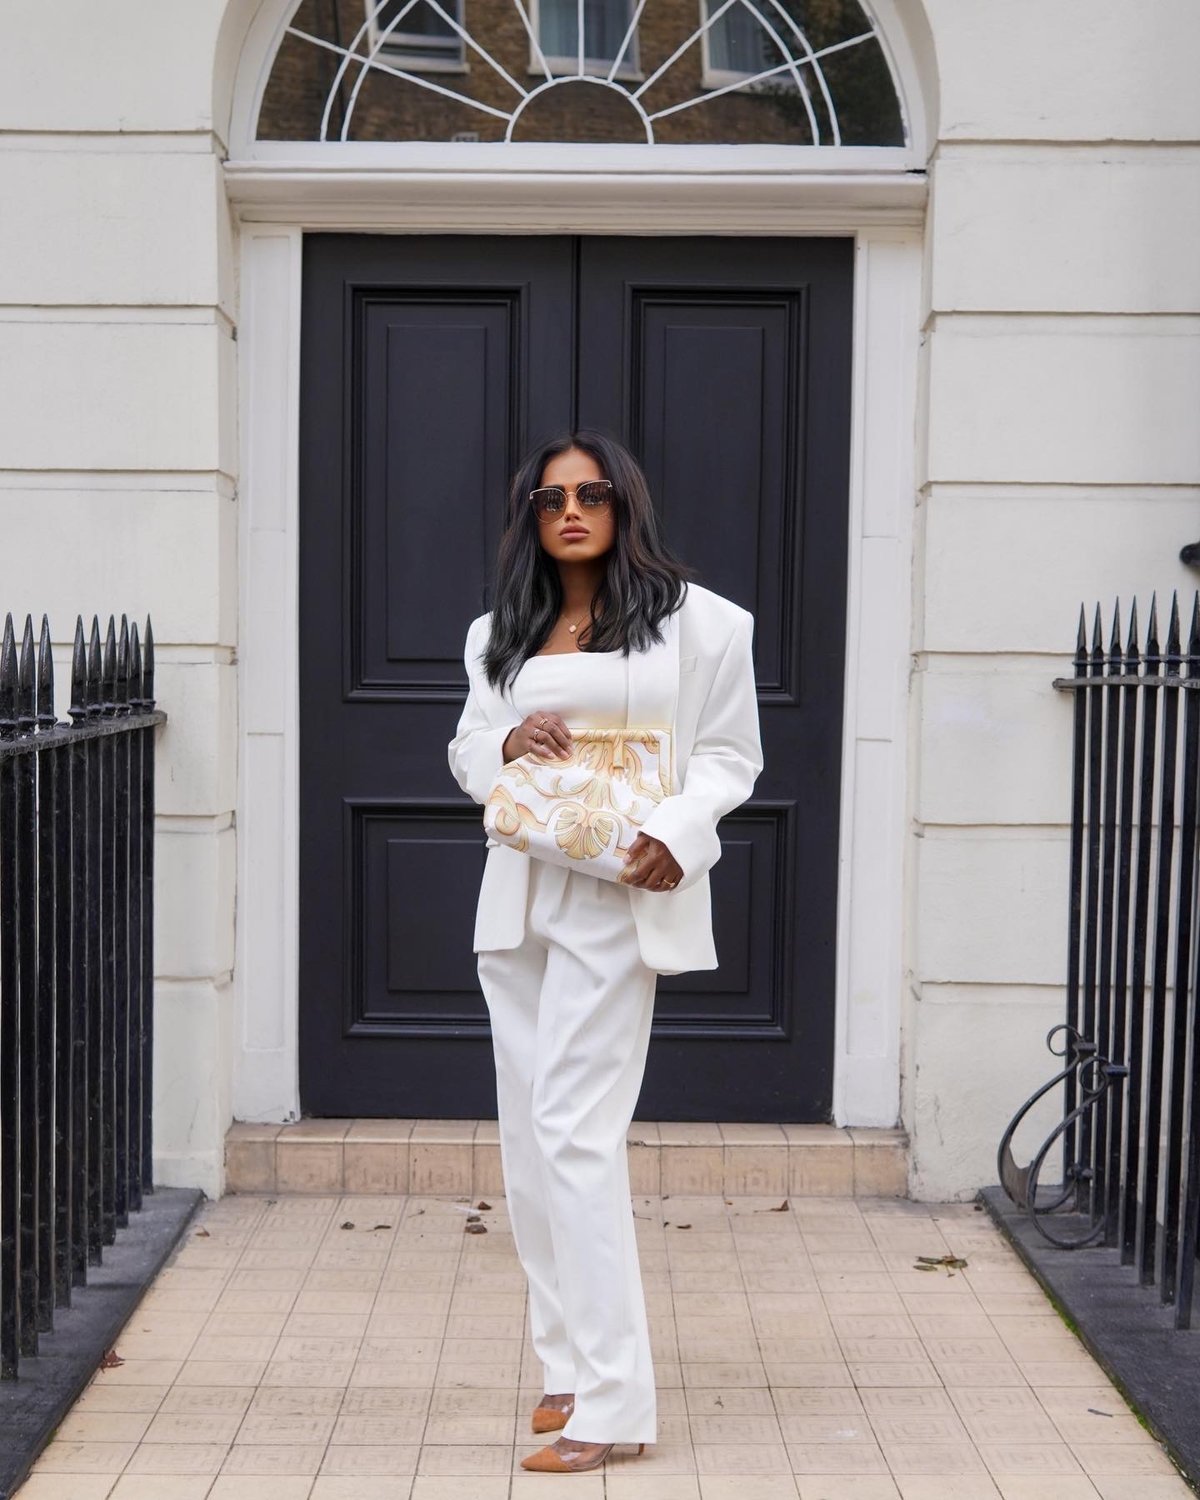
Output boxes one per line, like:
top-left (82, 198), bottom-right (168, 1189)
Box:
top-left (531, 1393), bottom-right (575, 1433)
top-left (520, 1436), bottom-right (647, 1472)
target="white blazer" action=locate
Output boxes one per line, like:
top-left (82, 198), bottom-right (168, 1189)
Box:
top-left (447, 582), bottom-right (764, 975)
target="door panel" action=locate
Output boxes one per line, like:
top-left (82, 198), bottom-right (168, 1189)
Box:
top-left (299, 236), bottom-right (574, 1114)
top-left (577, 237), bottom-right (852, 1115)
top-left (298, 233), bottom-right (852, 1120)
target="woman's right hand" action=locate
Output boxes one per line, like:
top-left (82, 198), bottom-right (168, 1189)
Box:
top-left (503, 711), bottom-right (573, 763)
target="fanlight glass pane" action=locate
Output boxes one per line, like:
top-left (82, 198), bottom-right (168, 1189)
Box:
top-left (541, 0), bottom-right (635, 67)
top-left (257, 0), bottom-right (905, 146)
top-left (707, 3), bottom-right (765, 74)
top-left (375, 0), bottom-right (459, 45)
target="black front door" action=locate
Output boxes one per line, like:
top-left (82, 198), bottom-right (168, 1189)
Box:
top-left (298, 233), bottom-right (852, 1121)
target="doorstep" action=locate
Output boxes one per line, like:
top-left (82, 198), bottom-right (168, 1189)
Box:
top-left (223, 1119), bottom-right (907, 1198)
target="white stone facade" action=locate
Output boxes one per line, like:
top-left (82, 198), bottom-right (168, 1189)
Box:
top-left (2, 1), bottom-right (1198, 1200)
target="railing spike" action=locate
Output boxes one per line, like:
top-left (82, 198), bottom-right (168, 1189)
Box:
top-left (87, 615), bottom-right (102, 718)
top-left (1189, 593), bottom-right (1200, 659)
top-left (1108, 598), bottom-right (1122, 659)
top-left (17, 613), bottom-right (36, 734)
top-left (129, 621), bottom-right (143, 710)
top-left (1091, 601), bottom-right (1104, 659)
top-left (0, 614), bottom-right (16, 740)
top-left (142, 617), bottom-right (156, 708)
top-left (1075, 603), bottom-right (1088, 662)
top-left (1106, 598), bottom-right (1123, 677)
top-left (116, 614), bottom-right (130, 715)
top-left (1146, 593), bottom-right (1160, 660)
top-left (69, 616), bottom-right (87, 723)
top-left (1125, 597), bottom-right (1140, 660)
top-left (1165, 590), bottom-right (1182, 662)
top-left (36, 614), bottom-right (55, 730)
top-left (102, 614), bottom-right (117, 717)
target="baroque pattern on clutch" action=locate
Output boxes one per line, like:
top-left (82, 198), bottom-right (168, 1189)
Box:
top-left (483, 727), bottom-right (673, 882)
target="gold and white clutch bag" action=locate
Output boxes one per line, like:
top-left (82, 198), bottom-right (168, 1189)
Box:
top-left (483, 726), bottom-right (674, 882)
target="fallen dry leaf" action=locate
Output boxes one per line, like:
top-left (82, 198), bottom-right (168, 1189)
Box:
top-left (913, 1254), bottom-right (968, 1274)
top-left (99, 1348), bottom-right (124, 1369)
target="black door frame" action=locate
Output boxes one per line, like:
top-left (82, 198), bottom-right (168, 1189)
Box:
top-left (295, 231), bottom-right (853, 1122)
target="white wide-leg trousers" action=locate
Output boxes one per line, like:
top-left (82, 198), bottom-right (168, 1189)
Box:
top-left (476, 857), bottom-right (659, 1444)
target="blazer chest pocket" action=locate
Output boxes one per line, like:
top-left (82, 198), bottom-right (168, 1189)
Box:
top-left (680, 654), bottom-right (697, 674)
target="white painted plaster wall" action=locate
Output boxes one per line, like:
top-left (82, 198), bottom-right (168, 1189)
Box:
top-left (908, 0), bottom-right (1200, 1197)
top-left (0, 1), bottom-right (238, 1196)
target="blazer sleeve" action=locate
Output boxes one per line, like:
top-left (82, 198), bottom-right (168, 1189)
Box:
top-left (636, 609), bottom-right (763, 891)
top-left (447, 615), bottom-right (524, 806)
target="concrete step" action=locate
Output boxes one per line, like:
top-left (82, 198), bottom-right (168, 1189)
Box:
top-left (224, 1119), bottom-right (908, 1198)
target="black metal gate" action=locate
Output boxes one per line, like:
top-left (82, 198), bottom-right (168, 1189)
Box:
top-left (0, 611), bottom-right (164, 1378)
top-left (999, 592), bottom-right (1200, 1328)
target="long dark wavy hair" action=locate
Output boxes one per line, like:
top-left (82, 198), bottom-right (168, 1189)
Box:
top-left (482, 430), bottom-right (694, 694)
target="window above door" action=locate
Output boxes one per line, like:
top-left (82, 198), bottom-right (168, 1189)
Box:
top-left (254, 0), bottom-right (907, 147)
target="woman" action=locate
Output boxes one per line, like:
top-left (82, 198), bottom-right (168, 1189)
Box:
top-left (447, 431), bottom-right (763, 1475)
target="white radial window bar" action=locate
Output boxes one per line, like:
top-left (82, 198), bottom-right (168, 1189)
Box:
top-left (258, 0), bottom-right (905, 146)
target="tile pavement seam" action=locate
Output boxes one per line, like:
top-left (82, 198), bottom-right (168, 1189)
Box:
top-left (224, 1195), bottom-right (330, 1492)
top-left (313, 1191), bottom-right (380, 1491)
top-left (134, 1204), bottom-right (247, 1486)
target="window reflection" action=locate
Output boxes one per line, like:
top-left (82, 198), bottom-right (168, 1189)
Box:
top-left (369, 0), bottom-right (466, 71)
top-left (538, 0), bottom-right (639, 74)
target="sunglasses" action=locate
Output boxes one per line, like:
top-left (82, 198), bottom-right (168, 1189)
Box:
top-left (529, 479), bottom-right (614, 522)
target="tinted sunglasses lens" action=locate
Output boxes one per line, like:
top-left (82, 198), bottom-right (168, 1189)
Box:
top-left (531, 488), bottom-right (565, 518)
top-left (529, 481), bottom-right (613, 520)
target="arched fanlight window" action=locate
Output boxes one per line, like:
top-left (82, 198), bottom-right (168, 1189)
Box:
top-left (257, 0), bottom-right (905, 146)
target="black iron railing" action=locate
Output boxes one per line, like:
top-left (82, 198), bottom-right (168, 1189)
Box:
top-left (0, 611), bottom-right (165, 1378)
top-left (999, 592), bottom-right (1200, 1329)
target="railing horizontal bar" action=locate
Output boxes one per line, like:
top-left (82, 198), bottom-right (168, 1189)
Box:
top-left (0, 711), bottom-right (165, 757)
top-left (1053, 674), bottom-right (1200, 691)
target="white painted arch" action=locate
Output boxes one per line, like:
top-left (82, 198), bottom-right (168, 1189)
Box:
top-left (220, 0), bottom-right (939, 165)
top-left (218, 0), bottom-right (934, 1146)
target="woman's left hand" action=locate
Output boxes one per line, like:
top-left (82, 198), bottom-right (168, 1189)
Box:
top-left (618, 833), bottom-right (684, 892)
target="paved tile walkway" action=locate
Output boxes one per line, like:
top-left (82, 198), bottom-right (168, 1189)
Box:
top-left (14, 1193), bottom-right (1192, 1500)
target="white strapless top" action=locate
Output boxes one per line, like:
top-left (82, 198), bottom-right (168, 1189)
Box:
top-left (508, 649), bottom-right (629, 728)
